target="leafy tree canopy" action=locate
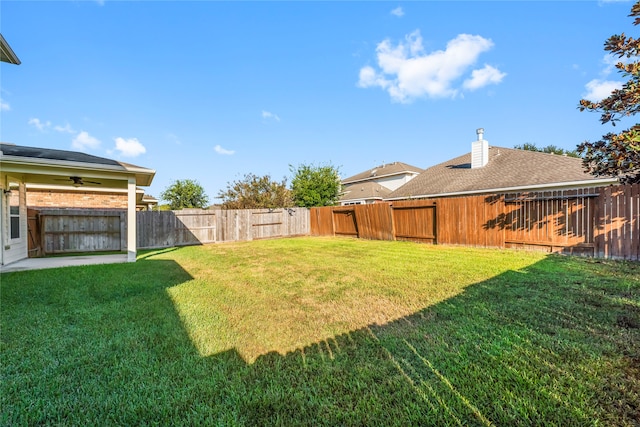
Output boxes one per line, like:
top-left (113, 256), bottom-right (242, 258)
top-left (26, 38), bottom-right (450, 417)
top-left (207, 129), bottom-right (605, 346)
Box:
top-left (160, 179), bottom-right (209, 210)
top-left (290, 163), bottom-right (342, 207)
top-left (577, 1), bottom-right (640, 184)
top-left (514, 143), bottom-right (580, 158)
top-left (217, 173), bottom-right (293, 209)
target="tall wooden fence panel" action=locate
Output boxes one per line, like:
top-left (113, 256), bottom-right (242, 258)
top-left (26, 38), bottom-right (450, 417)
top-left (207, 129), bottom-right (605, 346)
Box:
top-left (39, 209), bottom-right (125, 254)
top-left (215, 210), bottom-right (250, 242)
top-left (137, 208), bottom-right (310, 249)
top-left (308, 183), bottom-right (640, 260)
top-left (332, 208), bottom-right (358, 237)
top-left (390, 200), bottom-right (436, 243)
top-left (501, 188), bottom-right (598, 255)
top-left (310, 207), bottom-right (334, 236)
top-left (252, 210), bottom-right (285, 240)
top-left (137, 209), bottom-right (216, 248)
top-left (434, 196), bottom-right (501, 247)
top-left (595, 184), bottom-right (640, 260)
top-left (355, 203), bottom-right (395, 241)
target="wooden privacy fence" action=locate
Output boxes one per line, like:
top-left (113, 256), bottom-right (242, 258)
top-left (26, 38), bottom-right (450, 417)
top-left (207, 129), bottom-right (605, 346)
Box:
top-left (27, 207), bottom-right (310, 256)
top-left (137, 208), bottom-right (310, 249)
top-left (311, 183), bottom-right (640, 260)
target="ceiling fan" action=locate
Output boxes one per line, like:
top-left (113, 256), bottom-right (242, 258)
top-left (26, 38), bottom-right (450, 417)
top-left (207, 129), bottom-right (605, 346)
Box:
top-left (55, 176), bottom-right (102, 186)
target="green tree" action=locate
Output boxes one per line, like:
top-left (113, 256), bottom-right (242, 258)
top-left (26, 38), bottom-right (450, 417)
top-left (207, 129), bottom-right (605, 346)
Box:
top-left (577, 1), bottom-right (640, 184)
top-left (290, 163), bottom-right (342, 207)
top-left (217, 173), bottom-right (292, 209)
top-left (514, 143), bottom-right (580, 158)
top-left (160, 179), bottom-right (209, 210)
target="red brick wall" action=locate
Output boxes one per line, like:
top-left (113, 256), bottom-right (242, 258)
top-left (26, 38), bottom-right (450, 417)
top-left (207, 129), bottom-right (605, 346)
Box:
top-left (27, 189), bottom-right (128, 209)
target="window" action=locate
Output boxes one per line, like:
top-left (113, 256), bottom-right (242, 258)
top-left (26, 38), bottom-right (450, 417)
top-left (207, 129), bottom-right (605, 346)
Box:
top-left (10, 206), bottom-right (19, 239)
top-left (8, 184), bottom-right (20, 239)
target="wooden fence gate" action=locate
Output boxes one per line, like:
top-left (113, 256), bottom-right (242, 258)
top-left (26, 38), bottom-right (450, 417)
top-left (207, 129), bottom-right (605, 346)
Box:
top-left (33, 209), bottom-right (125, 255)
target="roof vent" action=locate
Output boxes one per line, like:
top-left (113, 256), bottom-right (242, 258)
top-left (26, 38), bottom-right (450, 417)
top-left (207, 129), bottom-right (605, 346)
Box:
top-left (471, 128), bottom-right (489, 169)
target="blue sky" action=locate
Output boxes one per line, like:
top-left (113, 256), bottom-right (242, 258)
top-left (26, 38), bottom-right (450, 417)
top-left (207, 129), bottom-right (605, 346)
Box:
top-left (1, 1), bottom-right (636, 203)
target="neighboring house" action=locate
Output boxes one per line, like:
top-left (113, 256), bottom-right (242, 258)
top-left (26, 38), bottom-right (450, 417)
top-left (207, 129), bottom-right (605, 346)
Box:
top-left (387, 129), bottom-right (618, 201)
top-left (340, 181), bottom-right (392, 206)
top-left (0, 143), bottom-right (155, 266)
top-left (340, 161), bottom-right (423, 205)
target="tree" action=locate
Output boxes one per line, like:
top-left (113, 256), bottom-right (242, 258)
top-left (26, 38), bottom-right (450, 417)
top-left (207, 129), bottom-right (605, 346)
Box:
top-left (577, 1), bottom-right (640, 184)
top-left (290, 163), bottom-right (342, 207)
top-left (160, 179), bottom-right (209, 210)
top-left (514, 143), bottom-right (580, 158)
top-left (217, 173), bottom-right (293, 209)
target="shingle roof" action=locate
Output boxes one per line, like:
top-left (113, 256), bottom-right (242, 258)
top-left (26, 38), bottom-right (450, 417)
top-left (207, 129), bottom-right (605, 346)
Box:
top-left (387, 146), bottom-right (616, 199)
top-left (1, 143), bottom-right (122, 167)
top-left (342, 161), bottom-right (423, 184)
top-left (0, 34), bottom-right (21, 65)
top-left (340, 182), bottom-right (392, 202)
top-left (0, 143), bottom-right (155, 186)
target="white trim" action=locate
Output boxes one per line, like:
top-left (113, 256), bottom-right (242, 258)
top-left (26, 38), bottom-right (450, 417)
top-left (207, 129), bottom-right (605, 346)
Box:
top-left (385, 178), bottom-right (619, 201)
top-left (342, 171), bottom-right (420, 185)
top-left (0, 154), bottom-right (152, 174)
top-left (0, 156), bottom-right (155, 186)
top-left (127, 178), bottom-right (136, 262)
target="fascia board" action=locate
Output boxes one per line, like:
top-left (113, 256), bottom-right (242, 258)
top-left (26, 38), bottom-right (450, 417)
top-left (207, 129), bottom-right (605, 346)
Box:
top-left (339, 196), bottom-right (384, 203)
top-left (0, 156), bottom-right (155, 186)
top-left (342, 171), bottom-right (417, 185)
top-left (0, 34), bottom-right (21, 65)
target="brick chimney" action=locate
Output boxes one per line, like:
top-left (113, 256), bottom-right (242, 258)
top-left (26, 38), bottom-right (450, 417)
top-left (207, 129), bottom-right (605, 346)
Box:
top-left (471, 128), bottom-right (489, 169)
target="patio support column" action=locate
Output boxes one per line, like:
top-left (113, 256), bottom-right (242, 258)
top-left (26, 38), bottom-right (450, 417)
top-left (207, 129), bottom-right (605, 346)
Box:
top-left (127, 177), bottom-right (136, 262)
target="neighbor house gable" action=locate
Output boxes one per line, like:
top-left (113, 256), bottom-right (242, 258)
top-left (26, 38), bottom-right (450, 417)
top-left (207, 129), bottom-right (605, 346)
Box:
top-left (339, 161), bottom-right (423, 204)
top-left (340, 182), bottom-right (392, 205)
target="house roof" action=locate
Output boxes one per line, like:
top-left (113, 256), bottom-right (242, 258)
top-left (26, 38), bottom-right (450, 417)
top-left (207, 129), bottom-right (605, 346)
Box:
top-left (342, 161), bottom-right (424, 184)
top-left (0, 143), bottom-right (155, 187)
top-left (0, 34), bottom-right (21, 65)
top-left (387, 146), bottom-right (618, 200)
top-left (340, 181), bottom-right (392, 202)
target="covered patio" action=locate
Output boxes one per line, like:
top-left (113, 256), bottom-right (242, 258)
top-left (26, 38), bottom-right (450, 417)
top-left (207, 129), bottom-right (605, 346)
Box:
top-left (0, 143), bottom-right (155, 267)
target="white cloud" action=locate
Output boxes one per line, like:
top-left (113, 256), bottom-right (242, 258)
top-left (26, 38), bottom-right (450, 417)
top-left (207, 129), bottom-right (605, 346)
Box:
top-left (262, 110), bottom-right (281, 122)
top-left (114, 137), bottom-right (146, 157)
top-left (72, 131), bottom-right (101, 151)
top-left (583, 79), bottom-right (623, 102)
top-left (0, 99), bottom-right (10, 111)
top-left (358, 31), bottom-right (504, 102)
top-left (391, 7), bottom-right (404, 17)
top-left (54, 123), bottom-right (76, 134)
top-left (214, 144), bottom-right (235, 155)
top-left (29, 118), bottom-right (79, 134)
top-left (28, 117), bottom-right (51, 131)
top-left (463, 65), bottom-right (507, 90)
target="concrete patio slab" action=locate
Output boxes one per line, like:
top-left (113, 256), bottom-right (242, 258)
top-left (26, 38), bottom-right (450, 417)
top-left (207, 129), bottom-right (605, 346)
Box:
top-left (0, 254), bottom-right (129, 274)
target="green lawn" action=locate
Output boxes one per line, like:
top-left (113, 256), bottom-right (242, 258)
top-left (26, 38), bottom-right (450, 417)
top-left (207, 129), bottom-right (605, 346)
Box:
top-left (1, 237), bottom-right (639, 426)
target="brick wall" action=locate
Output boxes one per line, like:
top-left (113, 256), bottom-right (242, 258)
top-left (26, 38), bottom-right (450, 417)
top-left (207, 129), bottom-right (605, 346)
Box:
top-left (27, 189), bottom-right (128, 209)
